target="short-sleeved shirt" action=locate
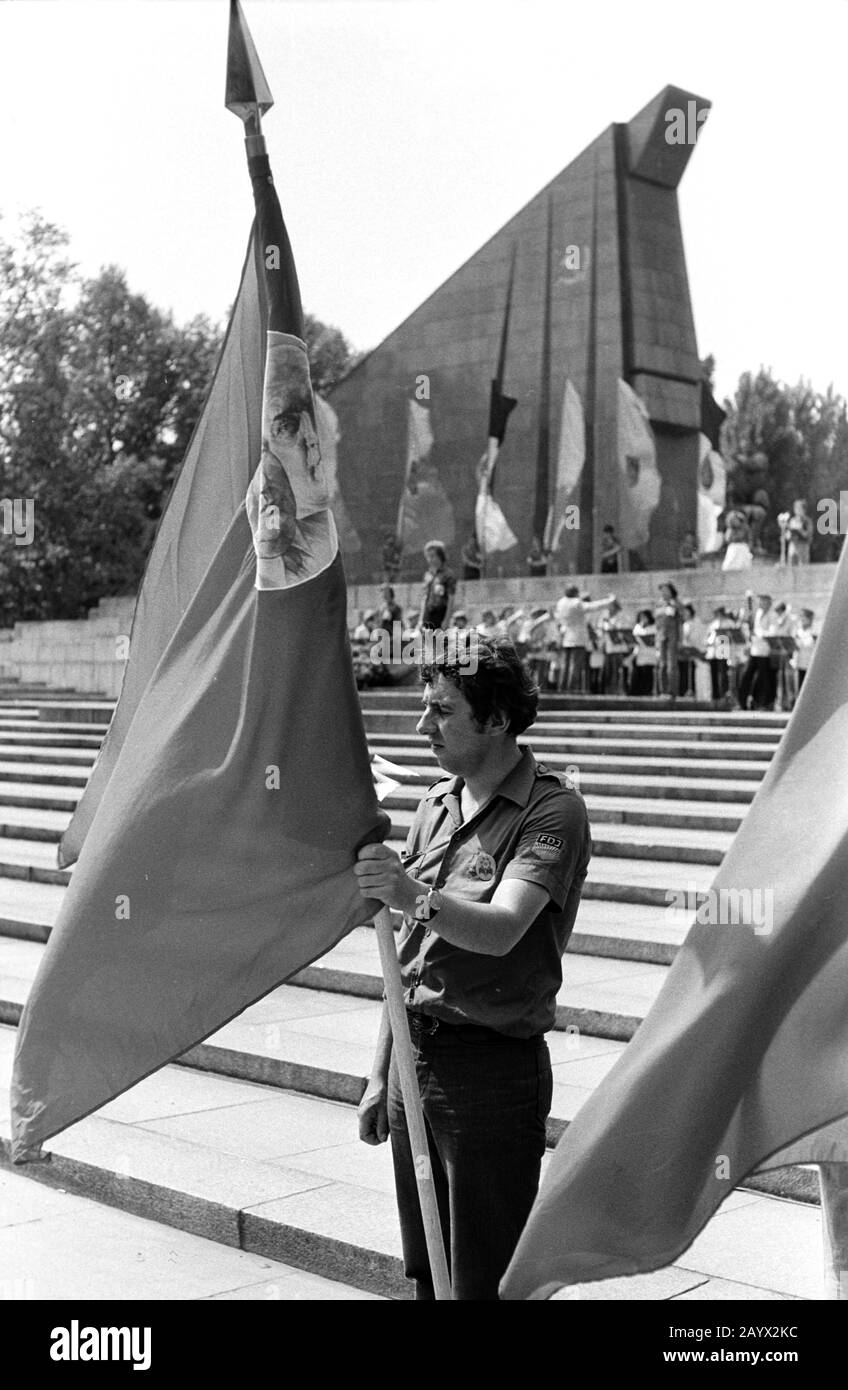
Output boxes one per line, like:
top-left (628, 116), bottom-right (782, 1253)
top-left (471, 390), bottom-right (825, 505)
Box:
top-left (398, 749), bottom-right (592, 1038)
top-left (421, 567), bottom-right (456, 627)
top-left (655, 600), bottom-right (684, 643)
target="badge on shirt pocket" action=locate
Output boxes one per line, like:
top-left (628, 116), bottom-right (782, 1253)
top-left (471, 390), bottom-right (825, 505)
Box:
top-left (467, 850), bottom-right (496, 880)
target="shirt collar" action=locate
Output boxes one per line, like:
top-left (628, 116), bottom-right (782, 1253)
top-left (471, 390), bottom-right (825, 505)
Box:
top-left (424, 747), bottom-right (538, 810)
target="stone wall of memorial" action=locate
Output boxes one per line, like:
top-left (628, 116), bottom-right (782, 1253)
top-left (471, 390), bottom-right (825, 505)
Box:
top-left (328, 84), bottom-right (712, 585)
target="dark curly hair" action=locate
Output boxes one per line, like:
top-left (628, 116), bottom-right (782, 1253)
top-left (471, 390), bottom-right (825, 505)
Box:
top-left (420, 636), bottom-right (539, 735)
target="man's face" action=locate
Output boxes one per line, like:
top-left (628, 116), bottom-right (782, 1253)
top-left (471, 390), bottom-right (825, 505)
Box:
top-left (247, 450), bottom-right (297, 559)
top-left (416, 674), bottom-right (492, 778)
top-left (759, 596), bottom-right (772, 612)
top-left (269, 403), bottom-right (321, 482)
top-left (261, 339), bottom-right (326, 511)
top-left (424, 547), bottom-right (441, 572)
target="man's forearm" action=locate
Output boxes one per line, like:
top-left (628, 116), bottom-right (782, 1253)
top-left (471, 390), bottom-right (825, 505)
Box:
top-left (427, 893), bottom-right (528, 957)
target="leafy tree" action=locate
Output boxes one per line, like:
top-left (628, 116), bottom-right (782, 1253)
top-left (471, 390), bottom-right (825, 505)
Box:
top-left (721, 368), bottom-right (848, 558)
top-left (303, 312), bottom-right (359, 393)
top-left (0, 214), bottom-right (223, 622)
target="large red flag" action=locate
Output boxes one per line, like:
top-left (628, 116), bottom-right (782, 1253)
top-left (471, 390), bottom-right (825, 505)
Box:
top-left (502, 545), bottom-right (848, 1299)
top-left (10, 45), bottom-right (386, 1160)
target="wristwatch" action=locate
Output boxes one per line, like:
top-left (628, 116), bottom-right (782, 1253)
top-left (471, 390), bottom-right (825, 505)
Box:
top-left (412, 887), bottom-right (445, 923)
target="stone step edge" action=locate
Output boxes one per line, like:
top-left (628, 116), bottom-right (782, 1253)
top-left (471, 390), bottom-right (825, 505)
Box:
top-left (0, 1133), bottom-right (407, 1300)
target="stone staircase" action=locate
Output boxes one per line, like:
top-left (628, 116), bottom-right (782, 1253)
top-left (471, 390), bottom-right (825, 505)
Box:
top-left (0, 686), bottom-right (823, 1299)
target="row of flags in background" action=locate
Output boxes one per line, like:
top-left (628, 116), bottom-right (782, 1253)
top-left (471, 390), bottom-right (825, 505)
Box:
top-left (398, 371), bottom-right (667, 567)
top-left (396, 243), bottom-right (667, 567)
top-left (476, 371), bottom-right (666, 566)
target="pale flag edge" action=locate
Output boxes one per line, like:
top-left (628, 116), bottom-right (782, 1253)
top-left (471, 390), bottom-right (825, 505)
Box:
top-left (58, 224), bottom-right (264, 870)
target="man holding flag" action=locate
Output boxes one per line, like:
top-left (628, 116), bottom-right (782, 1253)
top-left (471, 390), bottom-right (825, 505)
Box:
top-left (10, 0), bottom-right (390, 1166)
top-left (355, 640), bottom-right (592, 1299)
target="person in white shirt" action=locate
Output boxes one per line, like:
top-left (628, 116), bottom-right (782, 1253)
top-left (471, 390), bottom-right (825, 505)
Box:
top-left (721, 508), bottom-right (753, 572)
top-left (679, 603), bottom-right (706, 699)
top-left (770, 602), bottom-right (795, 708)
top-left (600, 599), bottom-right (632, 695)
top-left (786, 499), bottom-right (813, 565)
top-left (521, 608), bottom-right (556, 687)
top-left (554, 586), bottom-right (616, 693)
top-left (352, 611), bottom-right (372, 642)
top-left (705, 606), bottom-right (733, 705)
top-left (629, 609), bottom-right (658, 697)
top-left (738, 593), bottom-right (776, 710)
top-left (790, 608), bottom-right (817, 700)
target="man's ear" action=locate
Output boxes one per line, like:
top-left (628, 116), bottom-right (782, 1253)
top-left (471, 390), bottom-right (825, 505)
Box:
top-left (487, 706), bottom-right (510, 736)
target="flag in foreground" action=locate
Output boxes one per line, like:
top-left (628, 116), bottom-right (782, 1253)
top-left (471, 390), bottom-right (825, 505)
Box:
top-left (502, 540), bottom-right (848, 1298)
top-left (10, 10), bottom-right (386, 1160)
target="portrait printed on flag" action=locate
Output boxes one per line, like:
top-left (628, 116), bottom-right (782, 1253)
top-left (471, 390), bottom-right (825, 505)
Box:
top-left (246, 330), bottom-right (338, 588)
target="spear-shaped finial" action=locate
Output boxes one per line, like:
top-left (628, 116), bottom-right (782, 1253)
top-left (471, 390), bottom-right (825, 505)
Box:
top-left (225, 0), bottom-right (274, 154)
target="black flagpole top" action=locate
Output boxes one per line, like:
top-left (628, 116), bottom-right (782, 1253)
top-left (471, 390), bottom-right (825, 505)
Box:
top-left (225, 0), bottom-right (274, 125)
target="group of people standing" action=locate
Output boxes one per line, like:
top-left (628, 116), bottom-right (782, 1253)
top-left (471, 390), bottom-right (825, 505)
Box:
top-left (354, 539), bottom-right (819, 711)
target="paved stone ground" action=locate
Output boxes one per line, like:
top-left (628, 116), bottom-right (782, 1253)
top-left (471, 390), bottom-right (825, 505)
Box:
top-left (0, 1169), bottom-right (383, 1300)
top-left (0, 1161), bottom-right (822, 1301)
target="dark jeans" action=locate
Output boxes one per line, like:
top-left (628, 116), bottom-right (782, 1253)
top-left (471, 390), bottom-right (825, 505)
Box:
top-left (602, 652), bottom-right (624, 694)
top-left (630, 663), bottom-right (655, 696)
top-left (708, 658), bottom-right (729, 701)
top-left (387, 1012), bottom-right (552, 1301)
top-left (738, 656), bottom-right (776, 709)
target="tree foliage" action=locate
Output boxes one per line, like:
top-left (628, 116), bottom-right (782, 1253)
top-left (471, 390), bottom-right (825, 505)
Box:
top-left (720, 367), bottom-right (848, 559)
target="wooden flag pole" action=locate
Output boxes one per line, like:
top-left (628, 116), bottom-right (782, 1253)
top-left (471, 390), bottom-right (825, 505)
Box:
top-left (373, 906), bottom-right (452, 1300)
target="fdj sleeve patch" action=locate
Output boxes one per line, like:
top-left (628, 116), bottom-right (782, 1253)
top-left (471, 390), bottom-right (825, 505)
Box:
top-left (529, 833), bottom-right (565, 861)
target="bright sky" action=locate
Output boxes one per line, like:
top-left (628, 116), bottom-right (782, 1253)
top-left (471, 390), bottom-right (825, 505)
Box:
top-left (2, 0), bottom-right (846, 406)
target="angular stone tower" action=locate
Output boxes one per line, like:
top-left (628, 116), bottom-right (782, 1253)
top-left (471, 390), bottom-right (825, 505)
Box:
top-left (329, 84), bottom-right (710, 583)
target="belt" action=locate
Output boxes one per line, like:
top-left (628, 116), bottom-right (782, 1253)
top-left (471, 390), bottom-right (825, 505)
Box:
top-left (405, 1009), bottom-right (540, 1044)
